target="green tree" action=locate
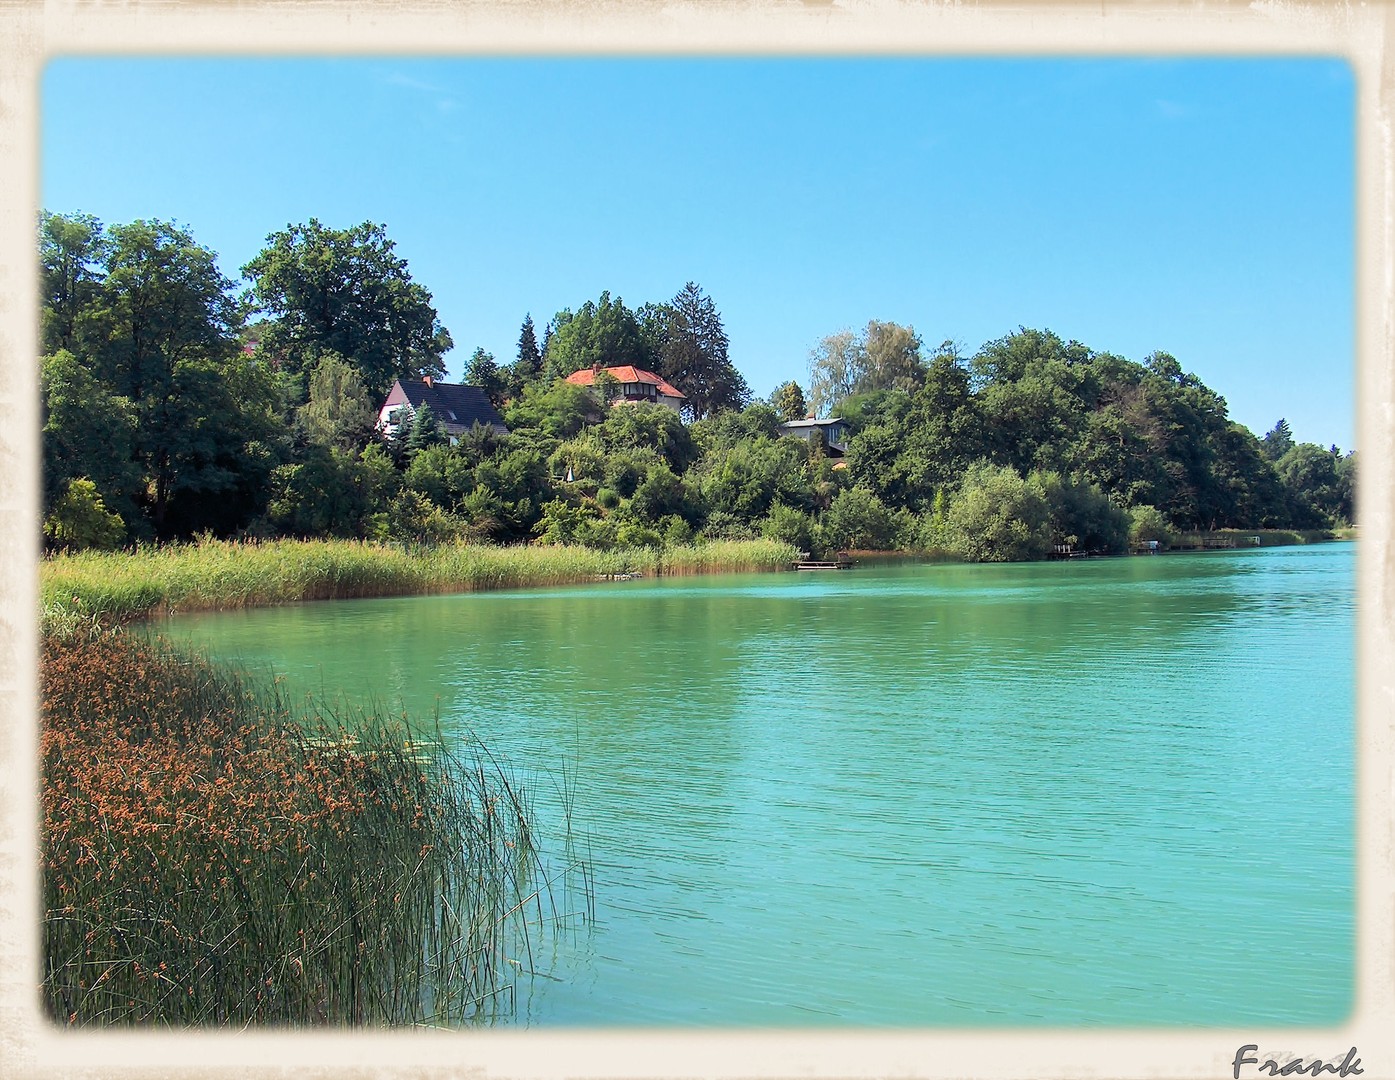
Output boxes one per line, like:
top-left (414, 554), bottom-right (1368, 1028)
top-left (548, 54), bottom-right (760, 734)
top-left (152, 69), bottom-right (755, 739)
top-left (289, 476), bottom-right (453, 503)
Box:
top-left (503, 380), bottom-right (597, 439)
top-left (769, 380), bottom-right (808, 423)
top-left (465, 347), bottom-right (505, 407)
top-left (510, 313), bottom-right (543, 395)
top-left (39, 211), bottom-right (107, 355)
top-left (864, 320), bottom-right (926, 393)
top-left (591, 369), bottom-right (622, 407)
top-left (43, 478), bottom-right (126, 551)
top-left (1261, 418), bottom-right (1295, 462)
top-left (942, 461), bottom-right (1052, 562)
top-left (89, 220), bottom-right (274, 535)
top-left (405, 402), bottom-right (447, 457)
top-left (651, 282), bottom-right (749, 420)
top-left (541, 292), bottom-right (653, 380)
top-left (242, 219), bottom-right (452, 399)
top-left (299, 352), bottom-right (378, 452)
top-left (1277, 442), bottom-right (1350, 527)
top-left (821, 487), bottom-right (896, 552)
top-left (807, 328), bottom-right (865, 415)
top-left (1127, 505), bottom-right (1173, 548)
top-left (40, 350), bottom-right (142, 531)
top-left (761, 501), bottom-right (816, 554)
top-left (1035, 471), bottom-right (1129, 553)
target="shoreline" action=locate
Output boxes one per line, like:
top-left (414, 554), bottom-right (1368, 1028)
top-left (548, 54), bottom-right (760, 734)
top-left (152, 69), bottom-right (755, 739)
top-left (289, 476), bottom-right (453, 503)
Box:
top-left (40, 536), bottom-right (800, 623)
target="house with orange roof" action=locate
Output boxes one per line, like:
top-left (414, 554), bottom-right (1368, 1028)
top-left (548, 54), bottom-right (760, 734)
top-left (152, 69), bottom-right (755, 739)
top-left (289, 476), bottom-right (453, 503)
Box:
top-left (565, 364), bottom-right (686, 415)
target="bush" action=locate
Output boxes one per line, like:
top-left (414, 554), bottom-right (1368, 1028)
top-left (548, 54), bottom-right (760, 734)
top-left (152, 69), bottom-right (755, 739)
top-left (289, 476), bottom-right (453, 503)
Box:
top-left (43, 478), bottom-right (126, 552)
top-left (821, 487), bottom-right (896, 551)
top-left (1037, 471), bottom-right (1130, 553)
top-left (1128, 504), bottom-right (1174, 547)
top-left (943, 461), bottom-right (1051, 562)
top-left (761, 502), bottom-right (816, 555)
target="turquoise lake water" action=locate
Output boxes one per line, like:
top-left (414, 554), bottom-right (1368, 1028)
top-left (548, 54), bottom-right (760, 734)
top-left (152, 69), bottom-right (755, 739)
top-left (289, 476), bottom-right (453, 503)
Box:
top-left (172, 543), bottom-right (1355, 1027)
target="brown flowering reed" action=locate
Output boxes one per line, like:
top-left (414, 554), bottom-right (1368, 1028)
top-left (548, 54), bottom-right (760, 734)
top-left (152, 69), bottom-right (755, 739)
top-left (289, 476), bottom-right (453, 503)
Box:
top-left (40, 620), bottom-right (585, 1026)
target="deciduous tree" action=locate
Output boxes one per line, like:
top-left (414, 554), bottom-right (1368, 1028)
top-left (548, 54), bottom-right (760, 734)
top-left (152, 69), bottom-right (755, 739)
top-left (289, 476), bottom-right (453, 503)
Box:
top-left (242, 219), bottom-right (452, 399)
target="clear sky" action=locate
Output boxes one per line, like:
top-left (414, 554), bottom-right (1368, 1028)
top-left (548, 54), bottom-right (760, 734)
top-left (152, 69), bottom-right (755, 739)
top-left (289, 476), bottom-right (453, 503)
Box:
top-left (41, 56), bottom-right (1355, 450)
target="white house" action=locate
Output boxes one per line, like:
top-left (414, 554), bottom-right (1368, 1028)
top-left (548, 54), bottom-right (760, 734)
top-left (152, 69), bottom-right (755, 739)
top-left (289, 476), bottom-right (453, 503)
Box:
top-left (377, 376), bottom-right (509, 442)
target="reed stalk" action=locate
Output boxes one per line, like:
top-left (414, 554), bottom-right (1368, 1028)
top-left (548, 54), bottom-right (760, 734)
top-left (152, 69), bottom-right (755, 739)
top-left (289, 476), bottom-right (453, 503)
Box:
top-left (40, 621), bottom-right (586, 1026)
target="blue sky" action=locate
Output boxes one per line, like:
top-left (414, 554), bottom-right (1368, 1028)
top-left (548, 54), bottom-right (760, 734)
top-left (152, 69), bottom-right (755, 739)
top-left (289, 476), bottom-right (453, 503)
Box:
top-left (41, 56), bottom-right (1355, 450)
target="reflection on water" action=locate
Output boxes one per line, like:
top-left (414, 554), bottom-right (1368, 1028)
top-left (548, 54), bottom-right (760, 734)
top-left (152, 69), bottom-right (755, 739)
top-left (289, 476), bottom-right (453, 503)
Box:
top-left (174, 544), bottom-right (1355, 1026)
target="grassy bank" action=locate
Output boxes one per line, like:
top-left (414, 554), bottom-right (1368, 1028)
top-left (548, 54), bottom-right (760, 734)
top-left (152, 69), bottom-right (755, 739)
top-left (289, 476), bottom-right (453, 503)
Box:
top-left (41, 536), bottom-right (799, 620)
top-left (41, 619), bottom-right (582, 1026)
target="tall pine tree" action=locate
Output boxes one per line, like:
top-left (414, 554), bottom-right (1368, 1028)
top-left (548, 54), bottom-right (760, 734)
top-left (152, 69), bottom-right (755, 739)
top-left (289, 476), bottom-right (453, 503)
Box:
top-left (654, 282), bottom-right (749, 421)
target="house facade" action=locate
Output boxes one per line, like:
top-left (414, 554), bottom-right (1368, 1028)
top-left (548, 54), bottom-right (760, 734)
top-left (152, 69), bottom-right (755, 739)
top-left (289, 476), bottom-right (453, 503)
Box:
top-left (777, 416), bottom-right (849, 456)
top-left (564, 365), bottom-right (686, 414)
top-left (378, 377), bottom-right (509, 442)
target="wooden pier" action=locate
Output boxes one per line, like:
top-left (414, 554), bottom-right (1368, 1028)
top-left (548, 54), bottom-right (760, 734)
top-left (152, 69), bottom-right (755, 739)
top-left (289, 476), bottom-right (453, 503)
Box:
top-left (793, 553), bottom-right (854, 571)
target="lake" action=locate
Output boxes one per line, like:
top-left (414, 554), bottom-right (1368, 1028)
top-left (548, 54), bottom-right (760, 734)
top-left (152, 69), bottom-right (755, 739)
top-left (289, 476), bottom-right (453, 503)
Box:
top-left (173, 543), bottom-right (1355, 1027)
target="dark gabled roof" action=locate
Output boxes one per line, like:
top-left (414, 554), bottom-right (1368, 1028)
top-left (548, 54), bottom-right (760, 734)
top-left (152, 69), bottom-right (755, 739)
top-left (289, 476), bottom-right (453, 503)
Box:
top-left (395, 379), bottom-right (506, 431)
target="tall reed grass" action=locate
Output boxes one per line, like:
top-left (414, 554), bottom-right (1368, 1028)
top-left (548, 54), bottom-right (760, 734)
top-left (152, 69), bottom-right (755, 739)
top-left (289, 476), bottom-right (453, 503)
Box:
top-left (41, 537), bottom-right (798, 620)
top-left (41, 621), bottom-right (586, 1026)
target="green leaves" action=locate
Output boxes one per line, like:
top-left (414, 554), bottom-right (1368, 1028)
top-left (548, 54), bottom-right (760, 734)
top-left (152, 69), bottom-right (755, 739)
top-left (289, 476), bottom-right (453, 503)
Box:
top-left (242, 220), bottom-right (451, 399)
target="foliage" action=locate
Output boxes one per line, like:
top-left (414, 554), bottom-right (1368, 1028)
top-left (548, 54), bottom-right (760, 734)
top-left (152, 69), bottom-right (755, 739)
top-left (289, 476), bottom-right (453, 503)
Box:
top-left (43, 478), bottom-right (126, 552)
top-left (40, 350), bottom-right (143, 532)
top-left (1127, 504), bottom-right (1174, 547)
top-left (761, 502), bottom-right (817, 554)
top-left (1276, 443), bottom-right (1355, 527)
top-left (299, 352), bottom-right (378, 453)
top-left (1261, 418), bottom-right (1294, 462)
top-left (465, 347), bottom-right (506, 408)
top-left (242, 219), bottom-right (452, 399)
top-left (511, 314), bottom-right (543, 394)
top-left (405, 402), bottom-right (447, 456)
top-left (541, 292), bottom-right (652, 381)
top-left (39, 210), bottom-right (107, 356)
top-left (820, 487), bottom-right (897, 552)
top-left (942, 461), bottom-right (1053, 562)
top-left (40, 215), bottom-right (281, 538)
top-left (503, 380), bottom-right (596, 439)
top-left (807, 320), bottom-right (925, 414)
top-left (1036, 472), bottom-right (1130, 553)
top-left (648, 282), bottom-right (750, 420)
top-left (769, 380), bottom-right (808, 423)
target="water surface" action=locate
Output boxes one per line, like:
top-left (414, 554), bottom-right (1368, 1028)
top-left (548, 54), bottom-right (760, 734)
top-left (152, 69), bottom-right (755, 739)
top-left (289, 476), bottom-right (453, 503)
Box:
top-left (174, 544), bottom-right (1355, 1027)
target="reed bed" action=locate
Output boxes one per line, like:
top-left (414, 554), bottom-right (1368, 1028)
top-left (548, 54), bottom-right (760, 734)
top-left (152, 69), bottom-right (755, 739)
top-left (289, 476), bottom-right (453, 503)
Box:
top-left (41, 537), bottom-right (798, 620)
top-left (655, 538), bottom-right (798, 577)
top-left (40, 621), bottom-right (585, 1026)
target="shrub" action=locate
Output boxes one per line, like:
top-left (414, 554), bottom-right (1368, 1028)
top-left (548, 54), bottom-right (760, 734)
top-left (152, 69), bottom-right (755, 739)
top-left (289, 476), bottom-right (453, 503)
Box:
top-left (761, 502), bottom-right (816, 555)
top-left (821, 487), bottom-right (896, 551)
top-left (1128, 504), bottom-right (1174, 547)
top-left (1036, 471), bottom-right (1130, 553)
top-left (43, 478), bottom-right (126, 552)
top-left (943, 461), bottom-right (1051, 562)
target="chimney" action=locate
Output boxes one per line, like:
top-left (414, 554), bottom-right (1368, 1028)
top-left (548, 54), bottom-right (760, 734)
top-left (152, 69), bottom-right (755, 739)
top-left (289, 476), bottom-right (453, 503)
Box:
top-left (592, 362), bottom-right (601, 373)
top-left (423, 375), bottom-right (433, 388)
top-left (806, 413), bottom-right (816, 420)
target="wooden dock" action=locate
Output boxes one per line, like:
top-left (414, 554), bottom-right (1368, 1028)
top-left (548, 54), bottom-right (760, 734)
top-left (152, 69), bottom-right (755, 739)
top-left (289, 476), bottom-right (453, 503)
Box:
top-left (793, 554), bottom-right (854, 571)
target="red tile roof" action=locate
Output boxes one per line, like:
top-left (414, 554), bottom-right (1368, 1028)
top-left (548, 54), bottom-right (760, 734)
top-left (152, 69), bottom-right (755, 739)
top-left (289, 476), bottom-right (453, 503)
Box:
top-left (565, 365), bottom-right (685, 398)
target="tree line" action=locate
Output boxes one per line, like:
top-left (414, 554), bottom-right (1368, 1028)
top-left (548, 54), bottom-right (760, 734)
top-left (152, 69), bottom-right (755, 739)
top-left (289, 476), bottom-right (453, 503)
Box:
top-left (39, 211), bottom-right (1354, 560)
